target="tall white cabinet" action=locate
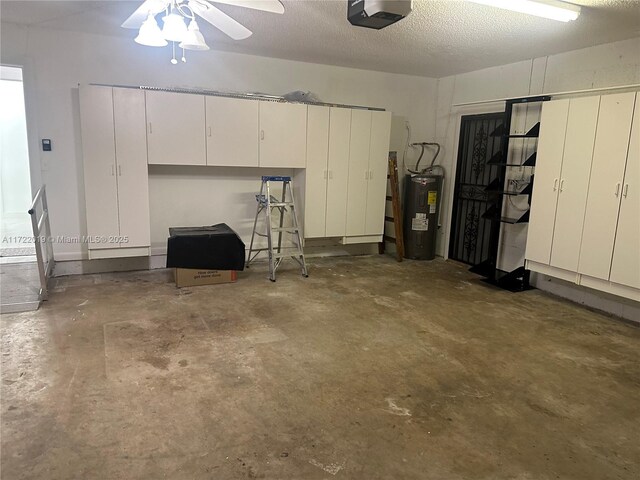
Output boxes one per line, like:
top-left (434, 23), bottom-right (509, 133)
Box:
top-left (303, 106), bottom-right (353, 239)
top-left (345, 110), bottom-right (392, 241)
top-left (526, 91), bottom-right (640, 301)
top-left (79, 85), bottom-right (150, 259)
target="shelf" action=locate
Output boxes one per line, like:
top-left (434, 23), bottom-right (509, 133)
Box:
top-left (485, 179), bottom-right (532, 196)
top-left (490, 122), bottom-right (540, 138)
top-left (488, 151), bottom-right (537, 167)
top-left (481, 205), bottom-right (530, 224)
top-left (468, 262), bottom-right (533, 292)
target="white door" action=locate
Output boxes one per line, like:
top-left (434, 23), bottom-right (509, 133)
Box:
top-left (579, 92), bottom-right (636, 280)
top-left (79, 85), bottom-right (120, 249)
top-left (325, 108), bottom-right (351, 237)
top-left (206, 96), bottom-right (258, 167)
top-left (610, 94), bottom-right (640, 289)
top-left (550, 96), bottom-right (600, 271)
top-left (145, 90), bottom-right (206, 166)
top-left (345, 110), bottom-right (372, 237)
top-left (525, 99), bottom-right (569, 265)
top-left (113, 88), bottom-right (150, 248)
top-left (304, 105), bottom-right (329, 238)
top-left (365, 111), bottom-right (392, 235)
top-left (259, 102), bottom-right (307, 168)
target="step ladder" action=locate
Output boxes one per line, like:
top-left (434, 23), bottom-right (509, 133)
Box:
top-left (246, 176), bottom-right (308, 282)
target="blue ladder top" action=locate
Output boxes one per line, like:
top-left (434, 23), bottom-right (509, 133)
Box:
top-left (262, 175), bottom-right (291, 182)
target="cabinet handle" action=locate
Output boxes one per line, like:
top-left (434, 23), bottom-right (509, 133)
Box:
top-left (260, 130), bottom-right (264, 140)
top-left (364, 170), bottom-right (369, 180)
top-left (208, 126), bottom-right (212, 137)
top-left (148, 122), bottom-right (152, 134)
top-left (623, 183), bottom-right (629, 198)
top-left (553, 178), bottom-right (558, 191)
top-left (615, 182), bottom-right (621, 197)
top-left (369, 170), bottom-right (373, 180)
top-left (559, 179), bottom-right (565, 192)
top-left (111, 165), bottom-right (114, 176)
top-left (118, 165), bottom-right (122, 176)
top-left (329, 170), bottom-right (333, 180)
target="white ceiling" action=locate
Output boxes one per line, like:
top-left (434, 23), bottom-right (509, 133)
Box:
top-left (1, 0), bottom-right (639, 77)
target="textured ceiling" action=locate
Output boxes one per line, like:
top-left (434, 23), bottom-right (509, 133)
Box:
top-left (1, 0), bottom-right (639, 76)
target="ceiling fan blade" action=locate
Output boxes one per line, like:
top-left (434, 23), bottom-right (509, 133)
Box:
top-left (211, 0), bottom-right (284, 14)
top-left (189, 1), bottom-right (252, 40)
top-left (121, 0), bottom-right (170, 29)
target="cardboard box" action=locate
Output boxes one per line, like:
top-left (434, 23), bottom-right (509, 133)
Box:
top-left (174, 268), bottom-right (237, 287)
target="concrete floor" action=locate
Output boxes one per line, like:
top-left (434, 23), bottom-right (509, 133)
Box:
top-left (1, 256), bottom-right (639, 479)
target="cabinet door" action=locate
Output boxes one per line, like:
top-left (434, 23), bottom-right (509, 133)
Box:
top-left (146, 90), bottom-right (206, 165)
top-left (259, 102), bottom-right (307, 168)
top-left (365, 111), bottom-right (392, 235)
top-left (326, 108), bottom-right (351, 237)
top-left (345, 110), bottom-right (372, 237)
top-left (113, 88), bottom-right (150, 248)
top-left (79, 85), bottom-right (120, 249)
top-left (610, 95), bottom-right (640, 288)
top-left (525, 99), bottom-right (569, 265)
top-left (304, 106), bottom-right (329, 238)
top-left (206, 96), bottom-right (258, 167)
top-left (550, 96), bottom-right (600, 271)
top-left (579, 92), bottom-right (636, 280)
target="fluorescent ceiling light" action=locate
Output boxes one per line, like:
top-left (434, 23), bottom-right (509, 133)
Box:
top-left (468, 0), bottom-right (581, 22)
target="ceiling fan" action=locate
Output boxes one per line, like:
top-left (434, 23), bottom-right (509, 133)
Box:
top-left (122, 0), bottom-right (284, 63)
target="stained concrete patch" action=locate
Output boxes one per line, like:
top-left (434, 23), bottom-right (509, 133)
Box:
top-left (244, 327), bottom-right (288, 345)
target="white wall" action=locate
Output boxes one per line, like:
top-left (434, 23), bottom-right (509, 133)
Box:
top-left (0, 22), bottom-right (437, 260)
top-left (434, 37), bottom-right (640, 321)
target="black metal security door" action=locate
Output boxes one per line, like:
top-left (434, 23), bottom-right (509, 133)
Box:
top-left (449, 112), bottom-right (505, 265)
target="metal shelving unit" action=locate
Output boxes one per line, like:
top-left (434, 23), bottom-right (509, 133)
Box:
top-left (469, 95), bottom-right (551, 292)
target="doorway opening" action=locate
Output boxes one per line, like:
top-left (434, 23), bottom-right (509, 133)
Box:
top-left (0, 65), bottom-right (34, 261)
top-left (448, 112), bottom-right (504, 265)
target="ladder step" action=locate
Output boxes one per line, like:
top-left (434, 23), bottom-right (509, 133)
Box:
top-left (273, 253), bottom-right (304, 259)
top-left (269, 202), bottom-right (294, 207)
top-left (270, 227), bottom-right (299, 232)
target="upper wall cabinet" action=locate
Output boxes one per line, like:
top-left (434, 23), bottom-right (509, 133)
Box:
top-left (259, 101), bottom-right (307, 168)
top-left (206, 96), bottom-right (259, 167)
top-left (146, 90), bottom-right (206, 166)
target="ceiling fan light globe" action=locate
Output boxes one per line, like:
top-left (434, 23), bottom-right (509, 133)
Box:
top-left (162, 12), bottom-right (188, 42)
top-left (179, 20), bottom-right (210, 51)
top-left (134, 14), bottom-right (168, 47)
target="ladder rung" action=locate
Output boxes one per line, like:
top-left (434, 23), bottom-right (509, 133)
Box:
top-left (273, 253), bottom-right (303, 259)
top-left (270, 227), bottom-right (299, 232)
top-left (269, 202), bottom-right (294, 207)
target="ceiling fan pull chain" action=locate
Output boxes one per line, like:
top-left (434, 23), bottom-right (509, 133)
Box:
top-left (171, 41), bottom-right (178, 64)
top-left (182, 48), bottom-right (187, 63)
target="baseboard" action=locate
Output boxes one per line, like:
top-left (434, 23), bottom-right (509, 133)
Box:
top-left (531, 273), bottom-right (640, 324)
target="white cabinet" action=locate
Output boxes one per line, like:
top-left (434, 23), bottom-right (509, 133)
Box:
top-left (345, 110), bottom-right (392, 238)
top-left (326, 108), bottom-right (352, 237)
top-left (346, 110), bottom-right (371, 236)
top-left (610, 97), bottom-right (640, 289)
top-left (526, 91), bottom-right (640, 301)
top-left (303, 106), bottom-right (352, 239)
top-left (365, 111), bottom-right (393, 235)
top-left (206, 96), bottom-right (258, 167)
top-left (259, 102), bottom-right (307, 168)
top-left (578, 92), bottom-right (636, 281)
top-left (146, 90), bottom-right (206, 166)
top-left (79, 86), bottom-right (150, 259)
top-left (525, 99), bottom-right (569, 265)
top-left (549, 96), bottom-right (600, 272)
top-left (304, 105), bottom-right (330, 238)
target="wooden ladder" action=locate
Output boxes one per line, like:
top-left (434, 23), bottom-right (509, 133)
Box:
top-left (380, 152), bottom-right (405, 261)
